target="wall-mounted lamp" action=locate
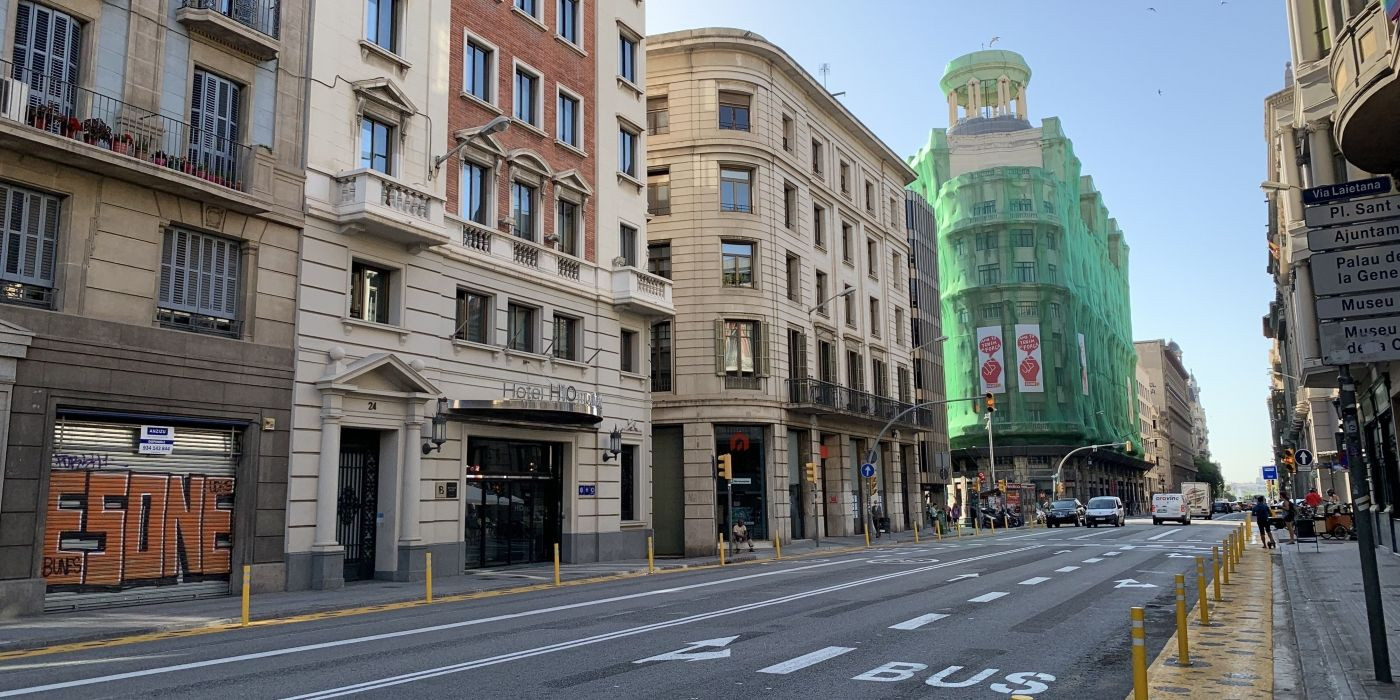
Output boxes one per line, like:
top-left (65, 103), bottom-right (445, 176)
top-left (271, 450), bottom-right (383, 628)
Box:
top-left (422, 397), bottom-right (449, 455)
top-left (601, 426), bottom-right (623, 461)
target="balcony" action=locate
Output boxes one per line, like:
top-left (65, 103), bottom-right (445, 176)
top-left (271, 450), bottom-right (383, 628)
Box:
top-left (0, 58), bottom-right (268, 213)
top-left (612, 267), bottom-right (675, 317)
top-left (177, 0), bottom-right (281, 61)
top-left (786, 378), bottom-right (930, 429)
top-left (454, 221), bottom-right (600, 289)
top-left (1330, 3), bottom-right (1400, 174)
top-left (332, 169), bottom-right (449, 248)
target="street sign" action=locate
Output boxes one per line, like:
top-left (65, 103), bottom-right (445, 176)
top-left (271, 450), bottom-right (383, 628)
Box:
top-left (138, 426), bottom-right (175, 455)
top-left (1316, 289), bottom-right (1400, 320)
top-left (1304, 192), bottom-right (1400, 228)
top-left (860, 463), bottom-right (876, 478)
top-left (1262, 465), bottom-right (1279, 481)
top-left (1309, 242), bottom-right (1400, 296)
top-left (1306, 216), bottom-right (1400, 253)
top-left (578, 484), bottom-right (596, 496)
top-left (1319, 314), bottom-right (1400, 364)
top-left (1294, 449), bottom-right (1314, 467)
top-left (731, 477), bottom-right (752, 485)
top-left (1302, 176), bottom-right (1393, 205)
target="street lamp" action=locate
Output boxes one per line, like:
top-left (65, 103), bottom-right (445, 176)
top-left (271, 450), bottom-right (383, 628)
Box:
top-left (600, 426), bottom-right (623, 462)
top-left (807, 284), bottom-right (856, 319)
top-left (422, 397), bottom-right (449, 455)
top-left (1053, 440), bottom-right (1132, 500)
top-left (432, 115), bottom-right (511, 175)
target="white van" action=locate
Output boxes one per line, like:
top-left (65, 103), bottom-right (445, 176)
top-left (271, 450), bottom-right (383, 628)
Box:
top-left (1151, 493), bottom-right (1191, 525)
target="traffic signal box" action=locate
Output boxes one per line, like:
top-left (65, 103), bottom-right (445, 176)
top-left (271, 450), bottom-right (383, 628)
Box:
top-left (804, 462), bottom-right (819, 484)
top-left (1282, 448), bottom-right (1296, 475)
top-left (717, 453), bottom-right (733, 480)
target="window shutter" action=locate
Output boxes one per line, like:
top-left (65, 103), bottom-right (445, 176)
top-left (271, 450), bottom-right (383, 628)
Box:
top-left (714, 318), bottom-right (726, 375)
top-left (755, 322), bottom-right (770, 377)
top-left (159, 229), bottom-right (239, 319)
top-left (13, 2), bottom-right (81, 114)
top-left (190, 71), bottom-right (240, 173)
top-left (0, 184), bottom-right (59, 287)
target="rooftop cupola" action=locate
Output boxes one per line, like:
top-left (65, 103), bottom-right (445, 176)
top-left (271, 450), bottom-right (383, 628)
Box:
top-left (940, 50), bottom-right (1032, 135)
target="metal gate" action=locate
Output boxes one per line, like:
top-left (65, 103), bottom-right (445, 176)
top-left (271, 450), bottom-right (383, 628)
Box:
top-left (337, 430), bottom-right (379, 582)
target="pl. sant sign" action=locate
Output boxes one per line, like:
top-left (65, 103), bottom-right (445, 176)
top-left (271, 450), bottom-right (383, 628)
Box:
top-left (1309, 184), bottom-right (1400, 365)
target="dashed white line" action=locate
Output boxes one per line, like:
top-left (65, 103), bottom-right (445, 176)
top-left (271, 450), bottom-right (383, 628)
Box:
top-left (889, 613), bottom-right (949, 630)
top-left (758, 646), bottom-right (856, 674)
top-left (1147, 528), bottom-right (1182, 541)
top-left (969, 592), bottom-right (1009, 603)
top-left (1103, 552), bottom-right (1122, 557)
top-left (1018, 577), bottom-right (1050, 586)
top-left (1054, 566), bottom-right (1080, 573)
top-left (1083, 558), bottom-right (1104, 563)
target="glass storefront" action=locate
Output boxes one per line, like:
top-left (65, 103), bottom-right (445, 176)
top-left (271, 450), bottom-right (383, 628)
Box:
top-left (716, 425), bottom-right (767, 540)
top-left (464, 438), bottom-right (562, 568)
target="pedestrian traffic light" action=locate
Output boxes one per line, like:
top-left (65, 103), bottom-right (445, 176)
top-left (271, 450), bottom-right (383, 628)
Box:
top-left (804, 462), bottom-right (819, 484)
top-left (717, 453), bottom-right (733, 480)
top-left (985, 392), bottom-right (996, 413)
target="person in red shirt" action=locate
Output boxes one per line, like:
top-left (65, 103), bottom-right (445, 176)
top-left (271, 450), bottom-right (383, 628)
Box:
top-left (1305, 488), bottom-right (1323, 508)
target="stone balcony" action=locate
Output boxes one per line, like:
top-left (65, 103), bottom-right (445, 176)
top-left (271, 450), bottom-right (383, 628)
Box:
top-left (456, 220), bottom-right (600, 289)
top-left (332, 169), bottom-right (450, 248)
top-left (611, 267), bottom-right (675, 317)
top-left (1330, 3), bottom-right (1400, 174)
top-left (176, 0), bottom-right (281, 61)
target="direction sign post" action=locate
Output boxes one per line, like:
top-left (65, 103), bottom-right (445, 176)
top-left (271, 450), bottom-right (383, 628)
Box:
top-left (1294, 449), bottom-right (1314, 467)
top-left (860, 463), bottom-right (876, 479)
top-left (1262, 465), bottom-right (1278, 481)
top-left (1302, 176), bottom-right (1393, 206)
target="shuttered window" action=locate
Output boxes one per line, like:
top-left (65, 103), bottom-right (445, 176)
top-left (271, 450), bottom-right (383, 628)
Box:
top-left (0, 181), bottom-right (60, 306)
top-left (714, 319), bottom-right (768, 377)
top-left (189, 70), bottom-right (242, 182)
top-left (11, 1), bottom-right (82, 115)
top-left (158, 228), bottom-right (240, 334)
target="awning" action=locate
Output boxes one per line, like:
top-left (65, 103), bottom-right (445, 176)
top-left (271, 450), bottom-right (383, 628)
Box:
top-left (446, 399), bottom-right (603, 427)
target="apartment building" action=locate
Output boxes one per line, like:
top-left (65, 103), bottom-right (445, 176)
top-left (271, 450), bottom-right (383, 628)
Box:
top-left (0, 0), bottom-right (306, 617)
top-left (645, 29), bottom-right (923, 556)
top-left (1135, 364), bottom-right (1167, 496)
top-left (906, 190), bottom-right (950, 518)
top-left (289, 0), bottom-right (671, 589)
top-left (1135, 340), bottom-right (1197, 492)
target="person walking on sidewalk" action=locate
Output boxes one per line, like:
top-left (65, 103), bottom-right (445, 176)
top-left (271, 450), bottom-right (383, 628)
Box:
top-left (1279, 491), bottom-right (1299, 544)
top-left (1252, 496), bottom-right (1276, 549)
top-left (1304, 488), bottom-right (1323, 509)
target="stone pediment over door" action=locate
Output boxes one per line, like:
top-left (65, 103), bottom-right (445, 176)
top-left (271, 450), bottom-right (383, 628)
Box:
top-left (317, 352), bottom-right (439, 398)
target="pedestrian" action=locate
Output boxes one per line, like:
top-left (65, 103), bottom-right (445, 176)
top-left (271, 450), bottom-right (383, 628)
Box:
top-left (952, 501), bottom-right (961, 525)
top-left (732, 520), bottom-right (753, 552)
top-left (1304, 487), bottom-right (1323, 509)
top-left (1251, 495), bottom-right (1275, 549)
top-left (1279, 491), bottom-right (1298, 544)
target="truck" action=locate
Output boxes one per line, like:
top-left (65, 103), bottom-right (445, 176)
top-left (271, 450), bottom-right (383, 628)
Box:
top-left (1181, 481), bottom-right (1212, 520)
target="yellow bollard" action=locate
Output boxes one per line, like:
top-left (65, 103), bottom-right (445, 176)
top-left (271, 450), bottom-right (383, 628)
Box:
top-left (1229, 535), bottom-right (1238, 573)
top-left (240, 564), bottom-right (250, 627)
top-left (864, 528), bottom-right (871, 548)
top-left (1212, 546), bottom-right (1222, 602)
top-left (1196, 557), bottom-right (1210, 625)
top-left (914, 522), bottom-right (920, 544)
top-left (991, 518), bottom-right (997, 536)
top-left (955, 520), bottom-right (962, 539)
top-left (648, 536), bottom-right (655, 574)
top-left (1175, 574), bottom-right (1190, 666)
top-left (935, 519), bottom-right (943, 540)
top-left (553, 543), bottom-right (561, 586)
top-left (1222, 540), bottom-right (1231, 585)
top-left (425, 552), bottom-right (433, 603)
top-left (719, 535), bottom-right (726, 566)
top-left (1130, 606), bottom-right (1148, 700)
top-left (775, 535), bottom-right (782, 560)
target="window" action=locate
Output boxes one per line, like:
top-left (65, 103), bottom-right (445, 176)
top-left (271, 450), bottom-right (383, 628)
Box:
top-left (1046, 231), bottom-right (1058, 250)
top-left (1312, 0), bottom-right (1331, 56)
top-left (1042, 199), bottom-right (1055, 214)
top-left (977, 264), bottom-right (1000, 285)
top-left (781, 115), bottom-right (794, 152)
top-left (839, 161), bottom-right (850, 194)
top-left (0, 182), bottom-right (60, 308)
top-left (953, 238), bottom-right (966, 256)
top-left (894, 307), bottom-right (905, 344)
top-left (647, 168), bottom-right (671, 215)
top-left (975, 232), bottom-right (998, 251)
top-left (897, 366), bottom-right (911, 403)
top-left (620, 444), bottom-right (637, 521)
top-left (1014, 262), bottom-right (1036, 282)
top-left (813, 204), bottom-right (826, 247)
top-left (1017, 301), bottom-right (1038, 318)
top-left (843, 292), bottom-right (856, 328)
top-left (557, 0), bottom-right (580, 45)
top-left (889, 198), bottom-right (899, 227)
top-left (359, 116), bottom-right (394, 174)
top-left (841, 222), bottom-right (853, 263)
top-left (972, 200), bottom-right (996, 216)
top-left (722, 241), bottom-right (754, 287)
top-left (514, 67), bottom-right (539, 125)
top-left (619, 124), bottom-right (639, 177)
top-left (157, 229), bottom-right (240, 335)
top-left (818, 340), bottom-right (836, 383)
top-left (11, 2), bottom-right (81, 117)
top-left (814, 271), bottom-right (829, 317)
top-left (651, 321), bottom-right (672, 391)
top-left (864, 181), bottom-right (874, 211)
top-left (647, 241), bottom-right (672, 279)
top-left (866, 238), bottom-right (878, 277)
top-left (846, 350), bottom-right (864, 391)
top-left (1047, 264), bottom-right (1058, 283)
top-left (871, 359), bottom-right (888, 397)
top-left (366, 0), bottom-right (397, 53)
top-left (190, 70), bottom-right (243, 182)
top-left (557, 91), bottom-right (580, 147)
top-left (556, 199), bottom-right (580, 256)
top-left (619, 32), bottom-right (638, 83)
top-left (1049, 302), bottom-right (1061, 320)
top-left (463, 161), bottom-right (490, 225)
top-left (869, 298), bottom-right (881, 338)
top-left (552, 314), bottom-right (580, 361)
top-left (981, 303), bottom-right (1001, 320)
top-left (785, 253), bottom-right (800, 302)
top-left (720, 167), bottom-right (753, 213)
top-left (783, 182), bottom-right (797, 229)
top-left (718, 92), bottom-right (750, 131)
top-left (621, 329), bottom-right (639, 373)
top-left (619, 224), bottom-right (637, 266)
top-left (811, 139), bottom-right (824, 175)
top-left (891, 253), bottom-right (903, 287)
top-left (455, 289), bottom-right (492, 344)
top-left (646, 97), bottom-right (669, 135)
top-left (722, 320), bottom-right (761, 376)
top-left (788, 328), bottom-right (808, 379)
top-left (1012, 229), bottom-right (1035, 247)
top-left (512, 181), bottom-right (537, 239)
top-left (507, 303), bottom-right (537, 352)
top-left (465, 38), bottom-right (493, 102)
top-left (1010, 198), bottom-right (1033, 212)
top-left (515, 0), bottom-right (539, 18)
top-left (349, 260), bottom-right (392, 324)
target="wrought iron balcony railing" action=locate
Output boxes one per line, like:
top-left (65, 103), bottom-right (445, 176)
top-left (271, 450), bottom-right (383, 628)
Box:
top-left (787, 378), bottom-right (930, 428)
top-left (181, 0), bottom-right (281, 38)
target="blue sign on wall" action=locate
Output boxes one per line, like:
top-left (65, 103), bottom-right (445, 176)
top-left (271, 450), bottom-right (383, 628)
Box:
top-left (1262, 465), bottom-right (1278, 481)
top-left (578, 484), bottom-right (596, 496)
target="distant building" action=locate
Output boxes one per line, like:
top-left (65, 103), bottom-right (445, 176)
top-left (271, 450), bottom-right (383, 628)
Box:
top-left (1135, 340), bottom-right (1198, 492)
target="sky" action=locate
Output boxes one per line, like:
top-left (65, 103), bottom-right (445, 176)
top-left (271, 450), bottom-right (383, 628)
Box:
top-left (647, 0), bottom-right (1290, 483)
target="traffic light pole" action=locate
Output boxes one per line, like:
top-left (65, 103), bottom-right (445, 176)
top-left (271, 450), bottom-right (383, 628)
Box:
top-left (1337, 365), bottom-right (1392, 683)
top-left (987, 410), bottom-right (996, 500)
top-left (1053, 442), bottom-right (1132, 502)
top-left (862, 396), bottom-right (982, 535)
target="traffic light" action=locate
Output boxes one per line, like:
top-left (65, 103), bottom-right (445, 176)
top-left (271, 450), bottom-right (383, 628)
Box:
top-left (997, 479), bottom-right (1007, 493)
top-left (804, 462), bottom-right (819, 484)
top-left (717, 453), bottom-right (733, 480)
top-left (1122, 440), bottom-right (1134, 455)
top-left (985, 392), bottom-right (996, 413)
top-left (1055, 482), bottom-right (1065, 497)
top-left (1282, 448), bottom-right (1296, 475)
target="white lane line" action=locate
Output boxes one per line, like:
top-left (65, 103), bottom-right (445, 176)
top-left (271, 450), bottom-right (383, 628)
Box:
top-left (1018, 577), bottom-right (1050, 586)
top-left (1000, 532), bottom-right (1043, 540)
top-left (888, 613), bottom-right (949, 630)
top-left (758, 646), bottom-right (857, 674)
top-left (968, 592), bottom-right (1009, 603)
top-left (1147, 528), bottom-right (1182, 541)
top-left (1054, 566), bottom-right (1080, 573)
top-left (1070, 529), bottom-right (1116, 540)
top-left (0, 547), bottom-right (1044, 699)
top-left (1103, 552), bottom-right (1122, 557)
top-left (1083, 558), bottom-right (1104, 563)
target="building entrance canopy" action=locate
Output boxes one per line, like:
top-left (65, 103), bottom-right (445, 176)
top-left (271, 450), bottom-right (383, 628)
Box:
top-left (447, 399), bottom-right (603, 427)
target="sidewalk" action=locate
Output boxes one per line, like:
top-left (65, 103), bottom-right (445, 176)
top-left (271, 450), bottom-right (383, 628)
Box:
top-left (1274, 536), bottom-right (1400, 699)
top-left (0, 534), bottom-right (892, 658)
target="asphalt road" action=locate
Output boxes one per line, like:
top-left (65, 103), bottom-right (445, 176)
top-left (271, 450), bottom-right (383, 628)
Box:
top-left (0, 519), bottom-right (1255, 699)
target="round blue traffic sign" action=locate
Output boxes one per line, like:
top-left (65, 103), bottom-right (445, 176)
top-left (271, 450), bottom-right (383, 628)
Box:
top-left (1294, 449), bottom-right (1314, 467)
top-left (860, 463), bottom-right (876, 478)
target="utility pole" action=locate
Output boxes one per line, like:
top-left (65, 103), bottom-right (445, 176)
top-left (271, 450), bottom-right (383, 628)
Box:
top-left (1337, 366), bottom-right (1392, 683)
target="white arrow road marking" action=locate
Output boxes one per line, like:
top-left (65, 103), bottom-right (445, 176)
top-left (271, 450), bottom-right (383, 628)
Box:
top-left (1083, 558), bottom-right (1104, 563)
top-left (947, 573), bottom-right (980, 582)
top-left (969, 592), bottom-right (1009, 603)
top-left (757, 646), bottom-right (856, 675)
top-left (889, 613), bottom-right (949, 630)
top-left (633, 636), bottom-right (738, 663)
top-left (1114, 579), bottom-right (1159, 589)
top-left (1165, 553), bottom-right (1197, 558)
top-left (1054, 566), bottom-right (1080, 573)
top-left (1018, 577), bottom-right (1050, 586)
top-left (1147, 528), bottom-right (1182, 541)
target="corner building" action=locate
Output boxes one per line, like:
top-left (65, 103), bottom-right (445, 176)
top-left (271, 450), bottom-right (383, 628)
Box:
top-left (908, 51), bottom-right (1148, 511)
top-left (645, 29), bottom-right (925, 556)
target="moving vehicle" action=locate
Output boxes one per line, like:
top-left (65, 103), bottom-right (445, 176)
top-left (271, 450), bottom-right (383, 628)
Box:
top-left (1152, 493), bottom-right (1191, 525)
top-left (1181, 481), bottom-right (1212, 520)
top-left (1085, 496), bottom-right (1125, 527)
top-left (1212, 499), bottom-right (1232, 514)
top-left (1045, 498), bottom-right (1085, 527)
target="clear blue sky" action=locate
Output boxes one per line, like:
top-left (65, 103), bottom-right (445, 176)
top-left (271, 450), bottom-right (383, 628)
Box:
top-left (649, 0), bottom-right (1289, 483)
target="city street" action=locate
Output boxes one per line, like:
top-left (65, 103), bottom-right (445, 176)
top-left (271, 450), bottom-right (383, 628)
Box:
top-left (0, 520), bottom-right (1250, 699)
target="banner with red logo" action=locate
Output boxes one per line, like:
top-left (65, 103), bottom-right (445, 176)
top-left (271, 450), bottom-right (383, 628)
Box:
top-left (976, 326), bottom-right (1006, 394)
top-left (1078, 333), bottom-right (1089, 396)
top-left (1014, 324), bottom-right (1044, 393)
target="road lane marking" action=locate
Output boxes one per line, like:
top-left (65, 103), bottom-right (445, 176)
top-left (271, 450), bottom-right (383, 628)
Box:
top-left (1102, 552), bottom-right (1121, 557)
top-left (1054, 566), bottom-right (1079, 573)
top-left (1082, 558), bottom-right (1104, 563)
top-left (1053, 549), bottom-right (1072, 554)
top-left (889, 613), bottom-right (949, 630)
top-left (1147, 528), bottom-right (1182, 541)
top-left (1069, 529), bottom-right (1115, 540)
top-left (1017, 577), bottom-right (1050, 586)
top-left (758, 646), bottom-right (856, 674)
top-left (1, 547), bottom-right (1044, 699)
top-left (633, 637), bottom-right (736, 663)
top-left (999, 532), bottom-right (1042, 540)
top-left (968, 592), bottom-right (1008, 603)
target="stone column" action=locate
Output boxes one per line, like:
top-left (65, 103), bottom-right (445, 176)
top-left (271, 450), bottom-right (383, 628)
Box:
top-left (399, 413), bottom-right (424, 545)
top-left (310, 396), bottom-right (345, 590)
top-left (947, 90), bottom-right (959, 126)
top-left (1017, 85), bottom-right (1028, 119)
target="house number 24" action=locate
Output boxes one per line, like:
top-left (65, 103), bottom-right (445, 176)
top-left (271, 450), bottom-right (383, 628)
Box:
top-left (367, 401), bottom-right (377, 411)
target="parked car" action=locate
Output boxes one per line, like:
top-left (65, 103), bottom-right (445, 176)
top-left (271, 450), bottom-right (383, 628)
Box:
top-left (1045, 499), bottom-right (1085, 527)
top-left (1212, 500), bottom-right (1232, 514)
top-left (1085, 496), bottom-right (1125, 527)
top-left (1152, 493), bottom-right (1191, 525)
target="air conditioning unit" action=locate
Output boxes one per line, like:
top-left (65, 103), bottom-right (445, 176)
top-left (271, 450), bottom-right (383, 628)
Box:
top-left (0, 78), bottom-right (29, 122)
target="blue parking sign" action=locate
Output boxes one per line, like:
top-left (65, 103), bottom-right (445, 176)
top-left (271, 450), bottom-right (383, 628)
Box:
top-left (1262, 465), bottom-right (1278, 481)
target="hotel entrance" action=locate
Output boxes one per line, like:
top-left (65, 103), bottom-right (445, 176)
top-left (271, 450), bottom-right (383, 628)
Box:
top-left (464, 438), bottom-right (563, 568)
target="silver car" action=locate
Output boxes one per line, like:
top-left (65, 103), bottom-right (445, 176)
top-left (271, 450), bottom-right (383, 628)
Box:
top-left (1084, 496), bottom-right (1125, 527)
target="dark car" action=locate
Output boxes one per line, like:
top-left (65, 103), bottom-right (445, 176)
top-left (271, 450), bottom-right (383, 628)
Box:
top-left (1045, 499), bottom-right (1085, 527)
top-left (1212, 500), bottom-right (1232, 514)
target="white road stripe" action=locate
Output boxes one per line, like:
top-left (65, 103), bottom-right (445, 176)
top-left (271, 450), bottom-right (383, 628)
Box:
top-left (1018, 577), bottom-right (1050, 586)
top-left (757, 646), bottom-right (856, 674)
top-left (888, 613), bottom-right (949, 630)
top-left (1103, 552), bottom-right (1121, 557)
top-left (968, 592), bottom-right (1009, 603)
top-left (1083, 558), bottom-right (1104, 563)
top-left (1147, 528), bottom-right (1182, 541)
top-left (1054, 566), bottom-right (1080, 573)
top-left (1070, 529), bottom-right (1116, 540)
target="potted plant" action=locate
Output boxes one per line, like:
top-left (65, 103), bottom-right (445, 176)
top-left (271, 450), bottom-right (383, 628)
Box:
top-left (153, 151), bottom-right (168, 167)
top-left (81, 118), bottom-right (111, 146)
top-left (183, 159), bottom-right (196, 175)
top-left (62, 116), bottom-right (80, 138)
top-left (113, 133), bottom-right (133, 155)
top-left (29, 103), bottom-right (59, 131)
